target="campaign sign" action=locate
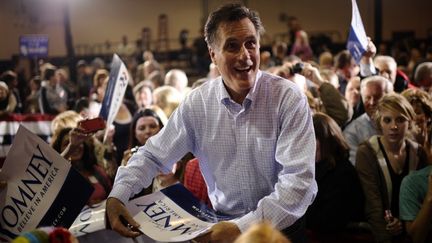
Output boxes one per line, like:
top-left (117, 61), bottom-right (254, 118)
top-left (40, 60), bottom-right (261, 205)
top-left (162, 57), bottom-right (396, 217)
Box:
top-left (347, 0), bottom-right (368, 63)
top-left (19, 35), bottom-right (49, 58)
top-left (69, 201), bottom-right (106, 237)
top-left (99, 54), bottom-right (129, 143)
top-left (127, 183), bottom-right (233, 242)
top-left (0, 126), bottom-right (94, 241)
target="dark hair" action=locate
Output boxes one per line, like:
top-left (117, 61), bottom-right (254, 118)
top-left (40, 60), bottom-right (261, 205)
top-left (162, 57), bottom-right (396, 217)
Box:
top-left (51, 127), bottom-right (97, 172)
top-left (204, 3), bottom-right (264, 48)
top-left (334, 50), bottom-right (353, 70)
top-left (74, 97), bottom-right (89, 113)
top-left (128, 108), bottom-right (164, 148)
top-left (0, 70), bottom-right (17, 85)
top-left (313, 112), bottom-right (349, 166)
top-left (44, 67), bottom-right (56, 80)
top-left (31, 76), bottom-right (42, 87)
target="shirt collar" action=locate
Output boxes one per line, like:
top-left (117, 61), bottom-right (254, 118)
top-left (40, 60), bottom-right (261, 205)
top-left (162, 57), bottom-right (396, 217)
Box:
top-left (218, 70), bottom-right (262, 108)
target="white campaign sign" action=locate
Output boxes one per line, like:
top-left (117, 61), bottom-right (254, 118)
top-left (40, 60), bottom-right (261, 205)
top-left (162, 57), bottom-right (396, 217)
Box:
top-left (0, 125), bottom-right (93, 241)
top-left (126, 184), bottom-right (233, 242)
top-left (69, 201), bottom-right (106, 237)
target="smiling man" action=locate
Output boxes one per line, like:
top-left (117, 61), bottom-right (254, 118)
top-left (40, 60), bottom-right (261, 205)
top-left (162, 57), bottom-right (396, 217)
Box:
top-left (106, 3), bottom-right (317, 243)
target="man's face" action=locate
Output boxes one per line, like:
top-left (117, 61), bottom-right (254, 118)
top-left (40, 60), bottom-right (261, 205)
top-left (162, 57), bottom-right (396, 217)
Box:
top-left (419, 70), bottom-right (432, 89)
top-left (342, 60), bottom-right (359, 80)
top-left (345, 78), bottom-right (360, 107)
top-left (209, 18), bottom-right (260, 101)
top-left (375, 61), bottom-right (397, 83)
top-left (362, 82), bottom-right (384, 118)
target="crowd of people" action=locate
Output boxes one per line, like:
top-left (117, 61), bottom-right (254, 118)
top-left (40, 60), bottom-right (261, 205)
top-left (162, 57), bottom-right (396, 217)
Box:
top-left (1, 2), bottom-right (432, 243)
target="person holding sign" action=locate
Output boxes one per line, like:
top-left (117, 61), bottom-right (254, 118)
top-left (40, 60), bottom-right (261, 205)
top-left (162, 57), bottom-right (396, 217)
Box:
top-left (107, 3), bottom-right (317, 243)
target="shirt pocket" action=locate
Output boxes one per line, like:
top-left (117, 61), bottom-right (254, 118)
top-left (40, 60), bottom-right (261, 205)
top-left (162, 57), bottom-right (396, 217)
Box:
top-left (254, 137), bottom-right (278, 178)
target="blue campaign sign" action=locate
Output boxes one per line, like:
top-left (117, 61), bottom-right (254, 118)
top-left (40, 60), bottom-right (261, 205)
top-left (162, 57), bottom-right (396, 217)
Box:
top-left (347, 0), bottom-right (368, 64)
top-left (19, 35), bottom-right (49, 58)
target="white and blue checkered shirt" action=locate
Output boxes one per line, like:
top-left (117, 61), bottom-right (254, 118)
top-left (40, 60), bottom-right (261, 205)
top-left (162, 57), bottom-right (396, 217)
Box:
top-left (110, 70), bottom-right (317, 231)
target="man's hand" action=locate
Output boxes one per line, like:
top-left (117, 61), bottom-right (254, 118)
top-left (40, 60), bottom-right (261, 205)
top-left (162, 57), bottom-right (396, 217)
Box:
top-left (106, 197), bottom-right (141, 238)
top-left (361, 37), bottom-right (377, 65)
top-left (301, 63), bottom-right (324, 86)
top-left (61, 128), bottom-right (93, 159)
top-left (69, 128), bottom-right (93, 147)
top-left (363, 37), bottom-right (377, 58)
top-left (385, 217), bottom-right (403, 236)
top-left (193, 221), bottom-right (241, 243)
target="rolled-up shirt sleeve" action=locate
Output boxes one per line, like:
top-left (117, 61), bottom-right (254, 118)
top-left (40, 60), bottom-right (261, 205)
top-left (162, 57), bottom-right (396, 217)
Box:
top-left (109, 101), bottom-right (195, 204)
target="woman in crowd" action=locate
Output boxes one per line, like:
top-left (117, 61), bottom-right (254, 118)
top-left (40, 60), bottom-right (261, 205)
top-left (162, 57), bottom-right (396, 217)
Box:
top-left (52, 127), bottom-right (112, 205)
top-left (0, 81), bottom-right (17, 116)
top-left (121, 108), bottom-right (177, 193)
top-left (290, 30), bottom-right (313, 62)
top-left (122, 108), bottom-right (164, 165)
top-left (356, 93), bottom-right (428, 242)
top-left (24, 76), bottom-right (42, 114)
top-left (50, 110), bottom-right (117, 179)
top-left (305, 112), bottom-right (364, 240)
top-left (133, 80), bottom-right (154, 109)
top-left (0, 70), bottom-right (22, 113)
top-left (401, 88), bottom-right (432, 162)
top-left (88, 69), bottom-right (109, 118)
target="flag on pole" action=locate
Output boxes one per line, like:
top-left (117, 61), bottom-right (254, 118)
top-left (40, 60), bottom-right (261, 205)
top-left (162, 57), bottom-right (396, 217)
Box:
top-left (99, 54), bottom-right (130, 143)
top-left (347, 0), bottom-right (368, 63)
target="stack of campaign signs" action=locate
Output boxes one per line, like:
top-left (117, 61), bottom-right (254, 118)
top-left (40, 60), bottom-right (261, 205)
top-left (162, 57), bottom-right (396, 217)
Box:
top-left (70, 183), bottom-right (233, 242)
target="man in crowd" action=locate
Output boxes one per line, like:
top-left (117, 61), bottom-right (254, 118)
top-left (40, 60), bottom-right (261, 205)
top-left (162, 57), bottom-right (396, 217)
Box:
top-left (414, 62), bottom-right (432, 93)
top-left (343, 75), bottom-right (393, 165)
top-left (106, 3), bottom-right (317, 243)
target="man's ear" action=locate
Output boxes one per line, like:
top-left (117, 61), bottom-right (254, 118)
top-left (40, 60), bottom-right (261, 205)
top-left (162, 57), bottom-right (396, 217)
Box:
top-left (209, 47), bottom-right (217, 66)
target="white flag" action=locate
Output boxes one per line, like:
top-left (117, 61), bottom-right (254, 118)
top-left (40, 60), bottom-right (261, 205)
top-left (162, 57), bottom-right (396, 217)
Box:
top-left (347, 0), bottom-right (368, 63)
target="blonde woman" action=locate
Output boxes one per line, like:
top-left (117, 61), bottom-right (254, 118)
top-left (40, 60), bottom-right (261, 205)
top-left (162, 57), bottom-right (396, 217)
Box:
top-left (356, 93), bottom-right (428, 242)
top-left (153, 85), bottom-right (182, 118)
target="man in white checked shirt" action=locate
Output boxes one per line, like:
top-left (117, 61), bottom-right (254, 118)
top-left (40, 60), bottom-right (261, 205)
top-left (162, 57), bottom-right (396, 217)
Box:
top-left (107, 3), bottom-right (317, 243)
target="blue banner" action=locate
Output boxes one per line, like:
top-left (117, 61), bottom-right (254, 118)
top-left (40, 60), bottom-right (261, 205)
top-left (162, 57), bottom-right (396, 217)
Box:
top-left (19, 35), bottom-right (49, 58)
top-left (347, 0), bottom-right (368, 63)
top-left (99, 54), bottom-right (129, 143)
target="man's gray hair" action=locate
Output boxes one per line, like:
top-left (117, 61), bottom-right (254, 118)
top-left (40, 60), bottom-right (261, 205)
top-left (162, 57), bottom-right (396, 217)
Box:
top-left (414, 62), bottom-right (432, 86)
top-left (360, 75), bottom-right (393, 97)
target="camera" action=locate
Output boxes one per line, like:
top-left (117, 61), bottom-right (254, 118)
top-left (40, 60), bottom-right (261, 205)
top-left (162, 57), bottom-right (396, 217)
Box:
top-left (289, 62), bottom-right (304, 75)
